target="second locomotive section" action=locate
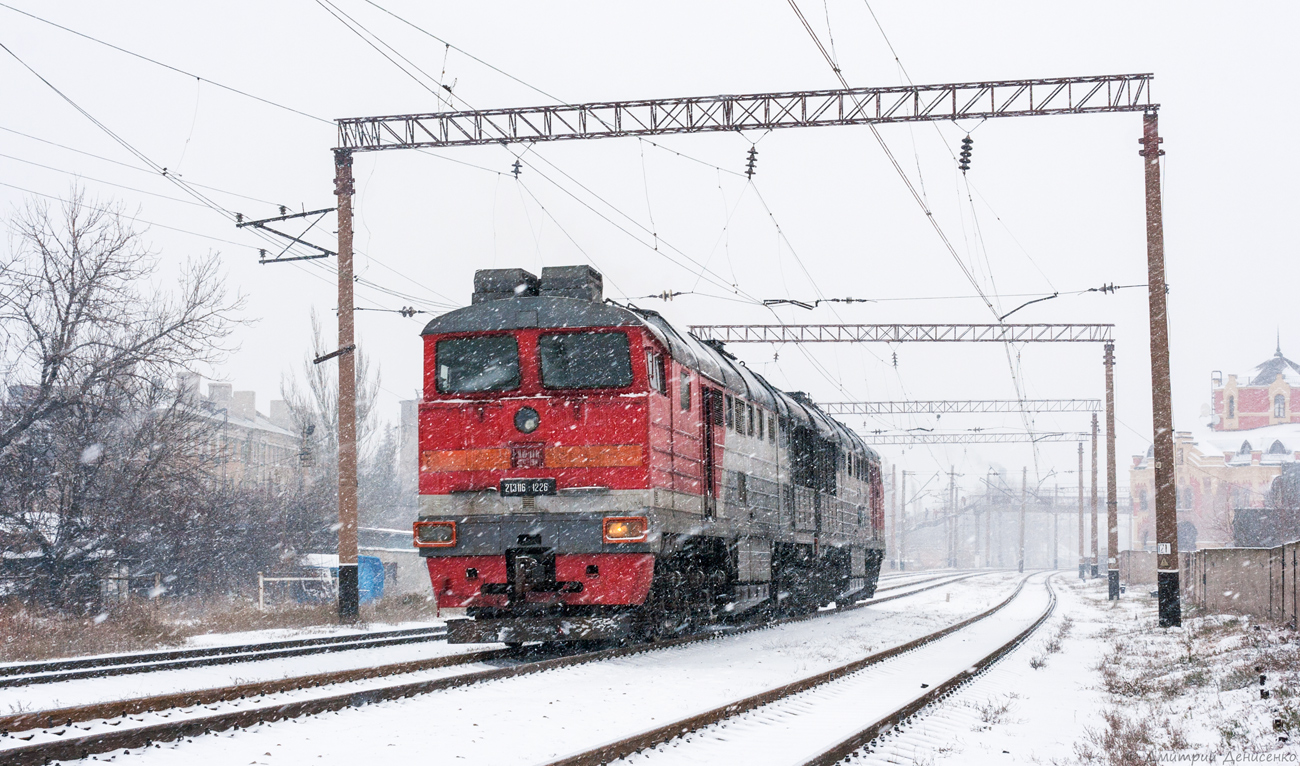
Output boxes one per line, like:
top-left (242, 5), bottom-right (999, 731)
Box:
top-left (415, 266), bottom-right (885, 644)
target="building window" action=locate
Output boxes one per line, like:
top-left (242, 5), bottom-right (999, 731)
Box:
top-left (1228, 396), bottom-right (1235, 418)
top-left (1276, 394), bottom-right (1287, 419)
top-left (1269, 440), bottom-right (1288, 455)
top-left (1239, 440), bottom-right (1252, 455)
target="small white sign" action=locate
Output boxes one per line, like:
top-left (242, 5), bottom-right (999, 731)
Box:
top-left (1157, 543), bottom-right (1172, 555)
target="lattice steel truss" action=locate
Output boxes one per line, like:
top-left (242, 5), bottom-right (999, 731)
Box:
top-left (337, 74), bottom-right (1153, 152)
top-left (822, 399), bottom-right (1101, 416)
top-left (860, 432), bottom-right (1089, 446)
top-left (689, 323), bottom-right (1114, 344)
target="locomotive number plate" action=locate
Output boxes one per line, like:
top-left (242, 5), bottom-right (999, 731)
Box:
top-left (500, 478), bottom-right (557, 496)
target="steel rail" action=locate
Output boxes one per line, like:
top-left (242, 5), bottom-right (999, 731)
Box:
top-left (540, 573), bottom-right (1040, 766)
top-left (0, 626), bottom-right (449, 688)
top-left (803, 575), bottom-right (1057, 766)
top-left (0, 573), bottom-right (985, 763)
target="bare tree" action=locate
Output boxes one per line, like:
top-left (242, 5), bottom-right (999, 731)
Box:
top-left (0, 191), bottom-right (237, 453)
top-left (279, 308), bottom-right (381, 470)
top-left (0, 192), bottom-right (242, 609)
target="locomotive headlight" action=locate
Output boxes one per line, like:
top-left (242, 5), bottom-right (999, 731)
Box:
top-left (414, 520), bottom-right (457, 548)
top-left (514, 407), bottom-right (541, 434)
top-left (603, 516), bottom-right (648, 543)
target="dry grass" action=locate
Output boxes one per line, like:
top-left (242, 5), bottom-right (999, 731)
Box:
top-left (0, 591), bottom-right (444, 663)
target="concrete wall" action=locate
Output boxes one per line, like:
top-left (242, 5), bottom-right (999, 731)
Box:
top-left (1118, 550), bottom-right (1157, 586)
top-left (1168, 541), bottom-right (1300, 625)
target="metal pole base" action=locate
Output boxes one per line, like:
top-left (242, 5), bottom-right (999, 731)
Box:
top-left (1108, 569), bottom-right (1120, 600)
top-left (1157, 571), bottom-right (1181, 627)
top-left (338, 563), bottom-right (360, 622)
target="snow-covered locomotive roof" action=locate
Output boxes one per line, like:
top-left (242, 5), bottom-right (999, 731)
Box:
top-left (422, 266), bottom-right (876, 464)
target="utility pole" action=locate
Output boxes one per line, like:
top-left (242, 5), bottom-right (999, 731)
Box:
top-left (1091, 413), bottom-right (1100, 579)
top-left (1105, 343), bottom-right (1120, 599)
top-left (1053, 484), bottom-right (1059, 570)
top-left (1018, 466), bottom-right (1027, 573)
top-left (898, 471), bottom-right (907, 571)
top-left (985, 469), bottom-right (993, 568)
top-left (948, 467), bottom-right (957, 568)
top-left (333, 149), bottom-right (360, 622)
top-left (1142, 113), bottom-right (1180, 627)
top-left (890, 464), bottom-right (897, 570)
top-left (1078, 443), bottom-right (1085, 580)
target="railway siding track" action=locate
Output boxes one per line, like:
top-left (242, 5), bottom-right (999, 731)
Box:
top-left (0, 626), bottom-right (449, 688)
top-left (542, 573), bottom-right (1045, 766)
top-left (0, 572), bottom-right (987, 765)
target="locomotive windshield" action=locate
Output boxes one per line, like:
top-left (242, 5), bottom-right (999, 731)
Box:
top-left (435, 335), bottom-right (521, 393)
top-left (538, 331), bottom-right (633, 389)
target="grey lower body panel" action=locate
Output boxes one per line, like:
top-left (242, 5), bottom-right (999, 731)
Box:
top-left (447, 614), bottom-right (635, 644)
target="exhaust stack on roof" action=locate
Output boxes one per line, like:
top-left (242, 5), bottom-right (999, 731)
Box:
top-left (540, 265), bottom-right (602, 302)
top-left (472, 268), bottom-right (539, 304)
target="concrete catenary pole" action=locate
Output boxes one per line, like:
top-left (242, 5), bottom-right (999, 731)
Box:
top-left (1053, 484), bottom-right (1059, 570)
top-left (333, 149), bottom-right (360, 622)
top-left (890, 464), bottom-right (897, 570)
top-left (1091, 413), bottom-right (1100, 579)
top-left (899, 470), bottom-right (907, 571)
top-left (985, 469), bottom-right (993, 568)
top-left (1105, 343), bottom-right (1120, 599)
top-left (1018, 466), bottom-right (1027, 573)
top-left (1142, 111), bottom-right (1180, 627)
top-left (948, 467), bottom-right (957, 568)
top-left (1078, 442), bottom-right (1086, 580)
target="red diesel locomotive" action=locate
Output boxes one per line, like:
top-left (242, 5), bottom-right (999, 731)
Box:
top-left (414, 266), bottom-right (885, 644)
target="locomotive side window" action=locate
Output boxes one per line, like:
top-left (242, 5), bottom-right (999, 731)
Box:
top-left (646, 350), bottom-right (667, 395)
top-left (769, 414), bottom-right (776, 444)
top-left (539, 332), bottom-right (633, 389)
top-left (757, 408), bottom-right (764, 440)
top-left (725, 394), bottom-right (735, 429)
top-left (747, 404), bottom-right (755, 436)
top-left (680, 371), bottom-right (691, 411)
top-left (435, 335), bottom-right (520, 393)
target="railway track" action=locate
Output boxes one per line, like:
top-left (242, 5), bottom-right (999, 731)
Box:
top-left (0, 626), bottom-right (451, 689)
top-left (0, 571), bottom-right (989, 765)
top-left (543, 572), bottom-right (1055, 766)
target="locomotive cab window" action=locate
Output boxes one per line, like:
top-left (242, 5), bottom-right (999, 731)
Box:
top-left (539, 332), bottom-right (633, 389)
top-left (646, 350), bottom-right (667, 395)
top-left (435, 335), bottom-right (520, 393)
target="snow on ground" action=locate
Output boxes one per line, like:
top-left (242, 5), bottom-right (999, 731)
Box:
top-left (64, 573), bottom-right (1024, 765)
top-left (0, 571), bottom-right (964, 716)
top-left (0, 629), bottom-right (491, 714)
top-left (180, 619), bottom-right (445, 649)
top-left (856, 576), bottom-right (1300, 765)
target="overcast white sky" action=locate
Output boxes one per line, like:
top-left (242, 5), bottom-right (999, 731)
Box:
top-left (3, 1), bottom-right (1296, 505)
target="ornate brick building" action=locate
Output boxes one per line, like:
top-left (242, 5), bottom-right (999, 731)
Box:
top-left (1130, 342), bottom-right (1300, 550)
